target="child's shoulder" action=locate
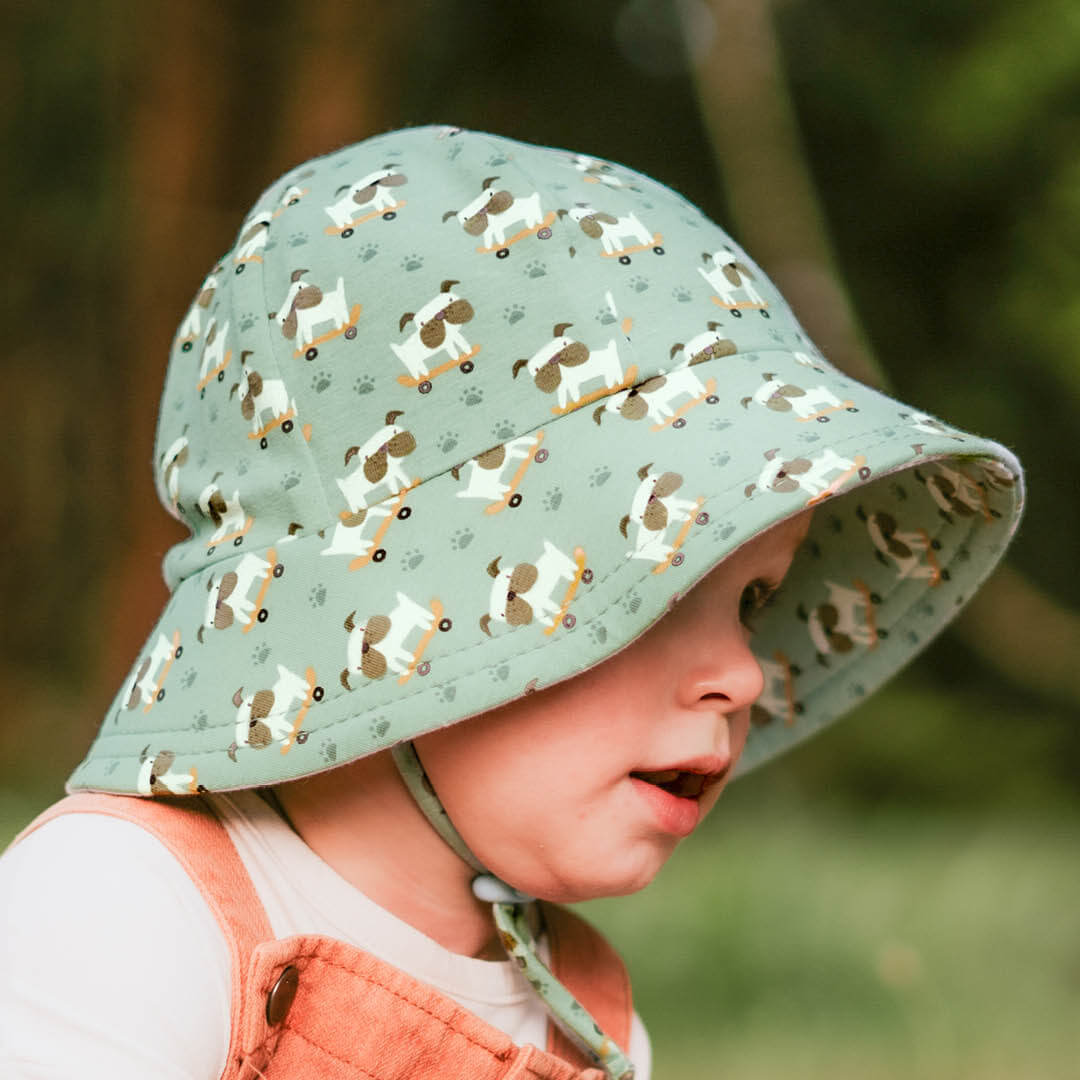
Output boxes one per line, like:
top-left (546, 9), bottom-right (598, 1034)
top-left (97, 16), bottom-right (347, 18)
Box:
top-left (0, 809), bottom-right (231, 1076)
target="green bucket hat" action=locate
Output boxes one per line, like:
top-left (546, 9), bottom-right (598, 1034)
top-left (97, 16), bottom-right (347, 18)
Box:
top-left (68, 124), bottom-right (1023, 799)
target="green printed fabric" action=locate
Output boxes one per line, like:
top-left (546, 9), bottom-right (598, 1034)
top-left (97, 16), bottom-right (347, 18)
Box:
top-left (68, 125), bottom-right (1024, 797)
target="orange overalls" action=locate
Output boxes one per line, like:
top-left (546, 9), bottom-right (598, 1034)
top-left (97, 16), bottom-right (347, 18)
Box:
top-left (18, 794), bottom-right (634, 1079)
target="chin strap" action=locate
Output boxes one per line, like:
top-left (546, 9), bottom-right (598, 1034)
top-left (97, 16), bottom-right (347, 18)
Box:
top-left (391, 742), bottom-right (635, 1080)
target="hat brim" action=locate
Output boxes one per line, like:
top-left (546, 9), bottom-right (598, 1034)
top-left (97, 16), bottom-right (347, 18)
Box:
top-left (69, 346), bottom-right (1021, 796)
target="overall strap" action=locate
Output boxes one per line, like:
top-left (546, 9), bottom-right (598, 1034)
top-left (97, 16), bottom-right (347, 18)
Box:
top-left (542, 903), bottom-right (634, 1070)
top-left (235, 934), bottom-right (611, 1080)
top-left (14, 792), bottom-right (270, 1077)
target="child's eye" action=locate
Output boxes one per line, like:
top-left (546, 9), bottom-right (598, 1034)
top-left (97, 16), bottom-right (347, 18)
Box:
top-left (739, 578), bottom-right (780, 631)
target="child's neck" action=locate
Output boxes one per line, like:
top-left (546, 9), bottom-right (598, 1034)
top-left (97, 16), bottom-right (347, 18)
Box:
top-left (273, 751), bottom-right (506, 960)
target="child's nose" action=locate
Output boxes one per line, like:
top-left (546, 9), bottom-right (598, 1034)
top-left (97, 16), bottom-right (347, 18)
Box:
top-left (681, 631), bottom-right (766, 713)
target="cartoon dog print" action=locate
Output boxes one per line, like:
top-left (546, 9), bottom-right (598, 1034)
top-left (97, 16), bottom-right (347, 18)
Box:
top-left (321, 504), bottom-right (394, 561)
top-left (157, 431), bottom-right (189, 516)
top-left (230, 664), bottom-right (312, 752)
top-left (177, 269), bottom-right (219, 344)
top-left (341, 592), bottom-right (436, 685)
top-left (196, 475), bottom-right (251, 546)
top-left (513, 323), bottom-right (626, 411)
top-left (335, 410), bottom-right (417, 511)
top-left (452, 435), bottom-right (539, 505)
top-left (900, 410), bottom-right (966, 443)
top-left (481, 540), bottom-right (581, 635)
top-left (390, 280), bottom-right (476, 380)
top-left (277, 183), bottom-right (307, 211)
top-left (567, 153), bottom-right (634, 189)
top-left (594, 360), bottom-right (712, 428)
top-left (197, 318), bottom-right (231, 384)
top-left (750, 652), bottom-right (801, 727)
top-left (860, 507), bottom-right (943, 585)
top-left (234, 208), bottom-right (272, 263)
top-left (198, 552), bottom-right (275, 641)
top-left (698, 244), bottom-right (766, 309)
top-left (325, 165), bottom-right (407, 229)
top-left (229, 352), bottom-right (297, 439)
top-left (670, 323), bottom-right (738, 368)
top-left (137, 748), bottom-right (199, 796)
top-left (561, 203), bottom-right (655, 255)
top-left (442, 177), bottom-right (545, 249)
top-left (620, 464), bottom-right (702, 564)
top-left (916, 463), bottom-right (998, 523)
top-left (800, 580), bottom-right (880, 663)
top-left (121, 633), bottom-right (182, 711)
top-left (741, 372), bottom-right (854, 422)
top-left (271, 268), bottom-right (351, 349)
top-left (746, 447), bottom-right (869, 504)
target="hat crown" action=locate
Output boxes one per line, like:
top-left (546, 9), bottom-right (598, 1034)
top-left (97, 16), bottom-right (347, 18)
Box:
top-left (154, 126), bottom-right (812, 592)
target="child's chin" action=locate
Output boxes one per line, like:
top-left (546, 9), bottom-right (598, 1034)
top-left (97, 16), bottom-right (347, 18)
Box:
top-left (523, 849), bottom-right (672, 905)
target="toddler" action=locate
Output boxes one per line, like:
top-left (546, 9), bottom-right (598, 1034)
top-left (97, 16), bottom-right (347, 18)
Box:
top-left (0, 125), bottom-right (1023, 1079)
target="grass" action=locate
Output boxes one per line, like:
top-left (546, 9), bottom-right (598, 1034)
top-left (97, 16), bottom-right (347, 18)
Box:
top-left (577, 799), bottom-right (1080, 1079)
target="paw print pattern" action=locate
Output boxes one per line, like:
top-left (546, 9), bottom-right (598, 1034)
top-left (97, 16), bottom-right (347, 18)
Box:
top-left (194, 710), bottom-right (209, 730)
top-left (236, 458), bottom-right (249, 476)
top-left (710, 451), bottom-right (730, 468)
top-left (288, 233), bottom-right (308, 248)
top-left (239, 311), bottom-right (257, 331)
top-left (321, 739), bottom-right (337, 764)
top-left (596, 305), bottom-right (617, 326)
top-left (401, 253), bottom-right (423, 272)
top-left (708, 418), bottom-right (733, 433)
top-left (312, 370), bottom-right (332, 393)
top-left (588, 465), bottom-right (611, 487)
top-left (671, 286), bottom-right (692, 303)
top-left (369, 718), bottom-right (390, 739)
top-left (181, 669), bottom-right (198, 689)
top-left (251, 642), bottom-right (271, 665)
top-left (628, 275), bottom-right (649, 293)
top-left (461, 385), bottom-right (484, 407)
top-left (439, 431), bottom-right (460, 453)
top-left (491, 418), bottom-right (515, 441)
top-left (485, 152), bottom-right (510, 167)
top-left (358, 243), bottom-right (379, 263)
top-left (713, 522), bottom-right (736, 542)
top-left (437, 684), bottom-right (457, 703)
top-left (282, 470), bottom-right (301, 491)
top-left (308, 584), bottom-right (327, 608)
top-left (450, 527), bottom-right (473, 550)
top-left (489, 663), bottom-right (510, 683)
top-left (623, 591), bottom-right (643, 616)
top-left (543, 487), bottom-right (563, 512)
top-left (400, 548), bottom-right (424, 571)
top-left (503, 304), bottom-right (525, 325)
top-left (523, 260), bottom-right (546, 279)
top-left (588, 623), bottom-right (608, 646)
top-left (354, 375), bottom-right (375, 395)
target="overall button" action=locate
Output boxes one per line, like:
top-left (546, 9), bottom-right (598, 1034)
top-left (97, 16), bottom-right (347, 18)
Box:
top-left (265, 965), bottom-right (299, 1026)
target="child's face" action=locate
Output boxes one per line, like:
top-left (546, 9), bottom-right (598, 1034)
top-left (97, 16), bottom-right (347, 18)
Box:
top-left (415, 511), bottom-right (813, 905)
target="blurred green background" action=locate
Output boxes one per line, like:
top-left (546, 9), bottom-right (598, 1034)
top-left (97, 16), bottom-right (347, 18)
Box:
top-left (2, 1), bottom-right (1077, 1076)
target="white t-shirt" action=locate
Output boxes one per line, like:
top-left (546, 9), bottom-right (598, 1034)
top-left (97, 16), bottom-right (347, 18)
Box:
top-left (0, 791), bottom-right (651, 1079)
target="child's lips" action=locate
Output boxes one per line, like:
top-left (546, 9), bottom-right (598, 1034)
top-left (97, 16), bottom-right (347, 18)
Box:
top-left (630, 755), bottom-right (730, 797)
top-left (629, 756), bottom-right (730, 836)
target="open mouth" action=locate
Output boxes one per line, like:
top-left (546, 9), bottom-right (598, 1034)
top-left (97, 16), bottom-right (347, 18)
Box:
top-left (630, 769), bottom-right (712, 799)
